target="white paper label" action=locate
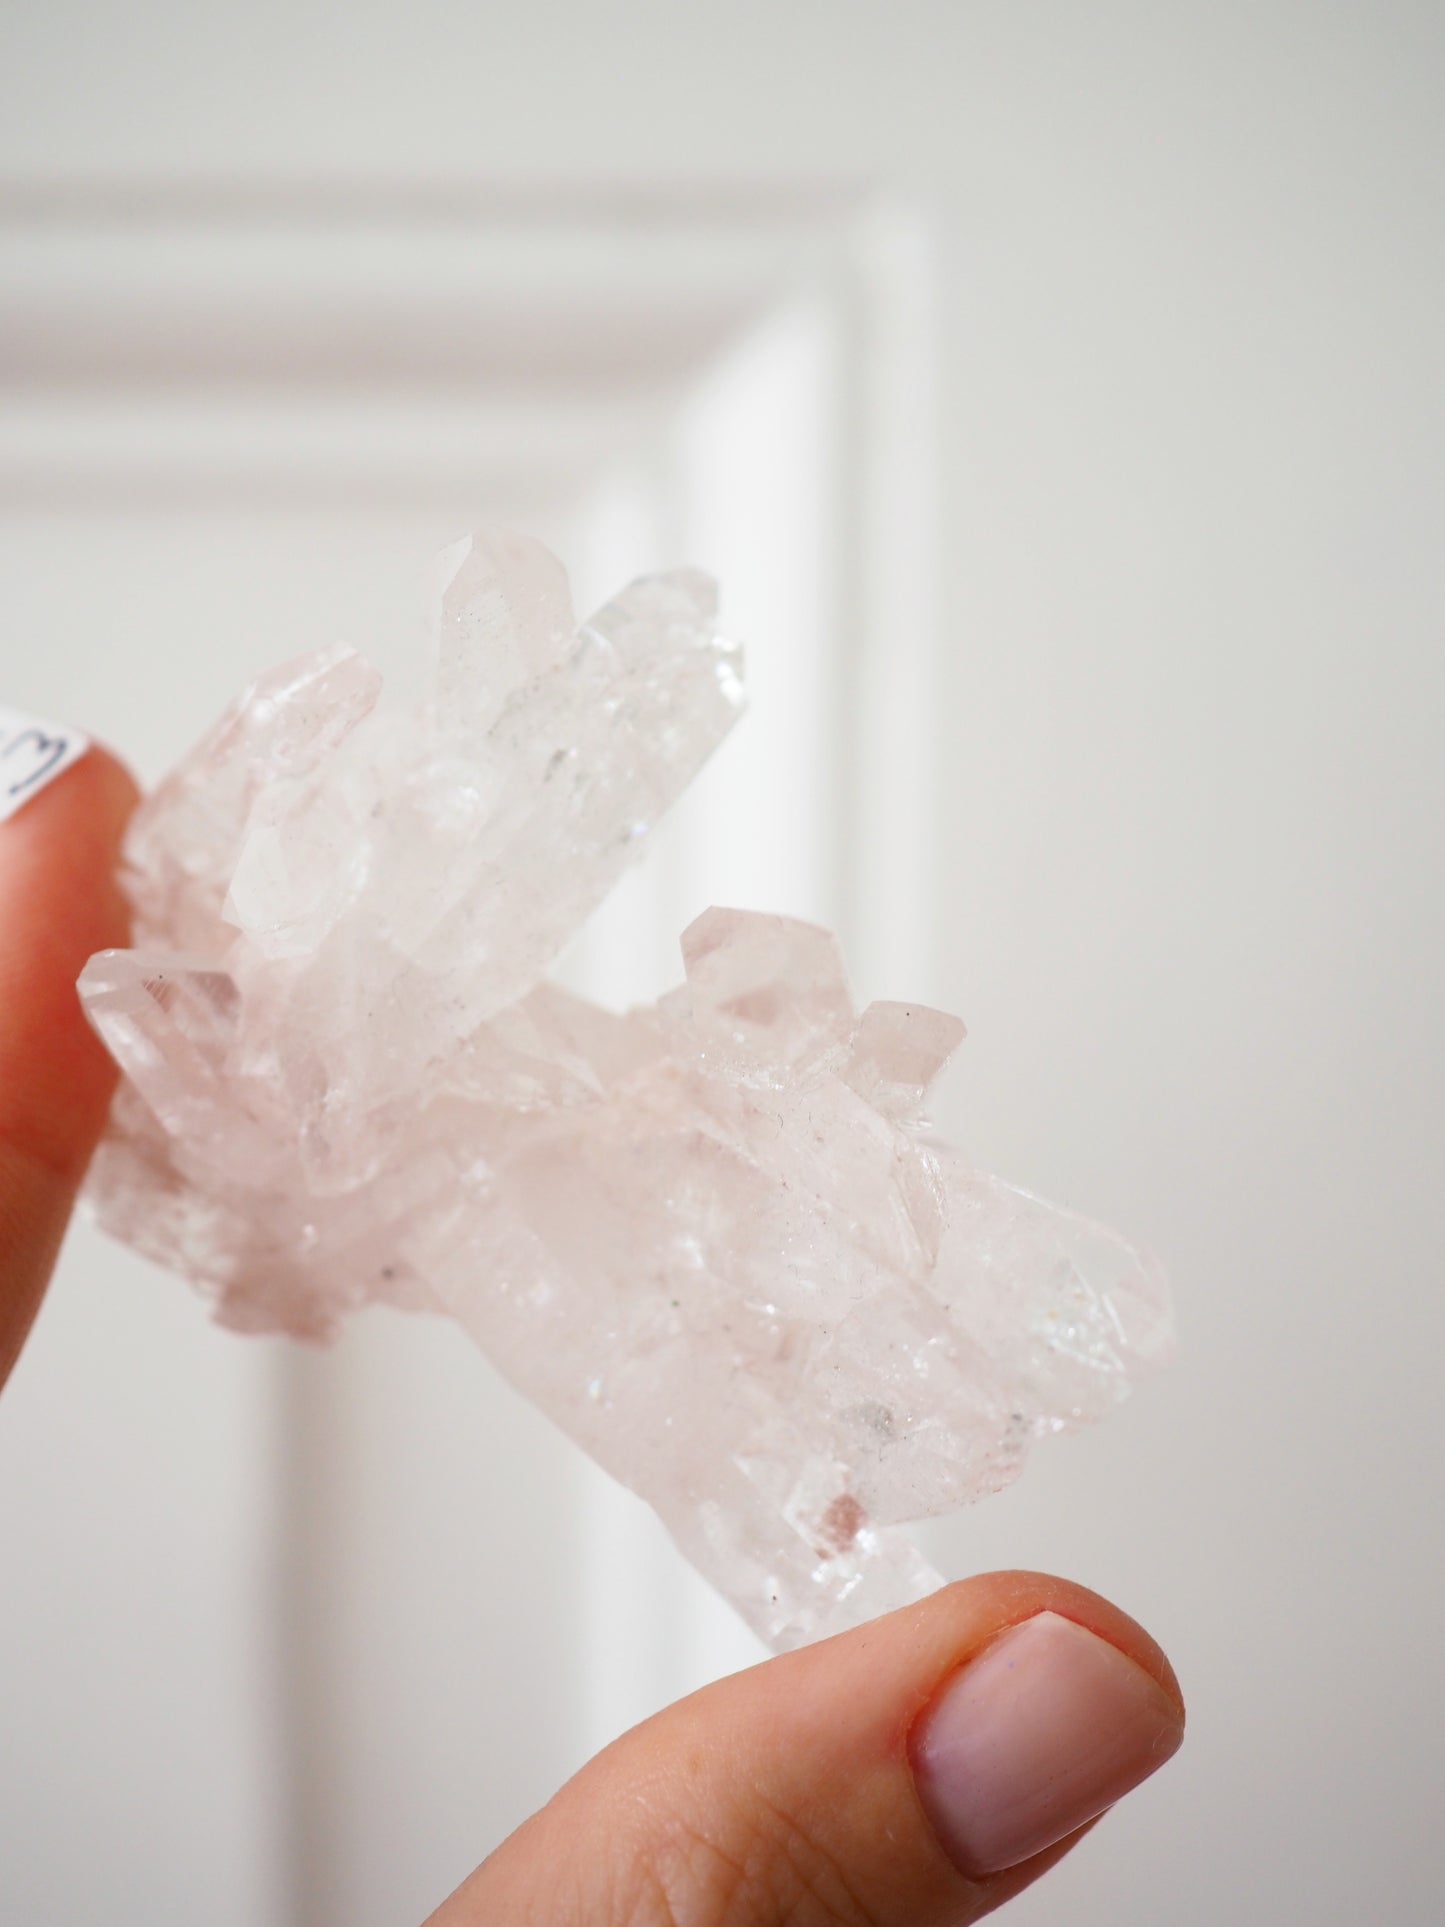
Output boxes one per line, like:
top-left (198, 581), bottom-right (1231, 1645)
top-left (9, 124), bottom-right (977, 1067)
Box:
top-left (0, 706), bottom-right (91, 822)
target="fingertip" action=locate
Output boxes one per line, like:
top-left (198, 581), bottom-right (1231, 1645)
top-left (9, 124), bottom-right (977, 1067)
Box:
top-left (0, 737), bottom-right (139, 1384)
top-left (0, 738), bottom-right (139, 1182)
top-left (442, 1566), bottom-right (1184, 1927)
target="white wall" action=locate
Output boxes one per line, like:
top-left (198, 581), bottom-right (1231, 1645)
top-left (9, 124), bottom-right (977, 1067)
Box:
top-left (0, 214), bottom-right (905, 1926)
top-left (0, 6), bottom-right (1441, 1924)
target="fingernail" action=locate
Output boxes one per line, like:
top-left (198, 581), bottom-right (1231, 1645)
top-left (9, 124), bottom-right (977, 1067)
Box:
top-left (0, 705), bottom-right (90, 823)
top-left (912, 1610), bottom-right (1184, 1877)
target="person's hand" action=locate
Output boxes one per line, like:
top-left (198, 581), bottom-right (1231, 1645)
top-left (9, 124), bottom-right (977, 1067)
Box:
top-left (2, 749), bottom-right (1185, 1927)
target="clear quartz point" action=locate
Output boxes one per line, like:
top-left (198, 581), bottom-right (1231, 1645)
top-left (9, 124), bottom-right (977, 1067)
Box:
top-left (79, 529), bottom-right (1173, 1651)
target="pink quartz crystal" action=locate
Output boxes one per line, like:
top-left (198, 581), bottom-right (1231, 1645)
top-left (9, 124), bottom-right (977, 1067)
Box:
top-left (79, 529), bottom-right (1173, 1651)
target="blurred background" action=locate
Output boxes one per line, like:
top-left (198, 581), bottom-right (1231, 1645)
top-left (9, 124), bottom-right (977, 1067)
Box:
top-left (0, 4), bottom-right (1441, 1923)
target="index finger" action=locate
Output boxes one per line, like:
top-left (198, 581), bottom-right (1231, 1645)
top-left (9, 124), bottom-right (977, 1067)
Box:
top-left (0, 741), bottom-right (139, 1387)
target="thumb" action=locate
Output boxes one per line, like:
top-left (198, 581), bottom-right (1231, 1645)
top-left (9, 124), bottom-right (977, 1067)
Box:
top-left (431, 1571), bottom-right (1184, 1926)
top-left (0, 738), bottom-right (139, 1387)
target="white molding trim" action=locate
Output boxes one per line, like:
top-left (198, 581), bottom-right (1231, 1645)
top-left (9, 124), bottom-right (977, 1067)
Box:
top-left (0, 180), bottom-right (939, 1919)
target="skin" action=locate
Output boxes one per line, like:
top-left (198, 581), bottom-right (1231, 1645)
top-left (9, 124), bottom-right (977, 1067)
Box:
top-left (0, 745), bottom-right (138, 1388)
top-left (1, 748), bottom-right (1184, 1927)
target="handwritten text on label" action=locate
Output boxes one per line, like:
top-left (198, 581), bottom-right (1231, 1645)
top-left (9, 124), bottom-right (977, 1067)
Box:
top-left (0, 705), bottom-right (91, 823)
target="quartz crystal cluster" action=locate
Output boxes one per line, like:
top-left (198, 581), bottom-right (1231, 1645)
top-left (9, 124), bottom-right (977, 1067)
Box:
top-left (79, 529), bottom-right (1173, 1651)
